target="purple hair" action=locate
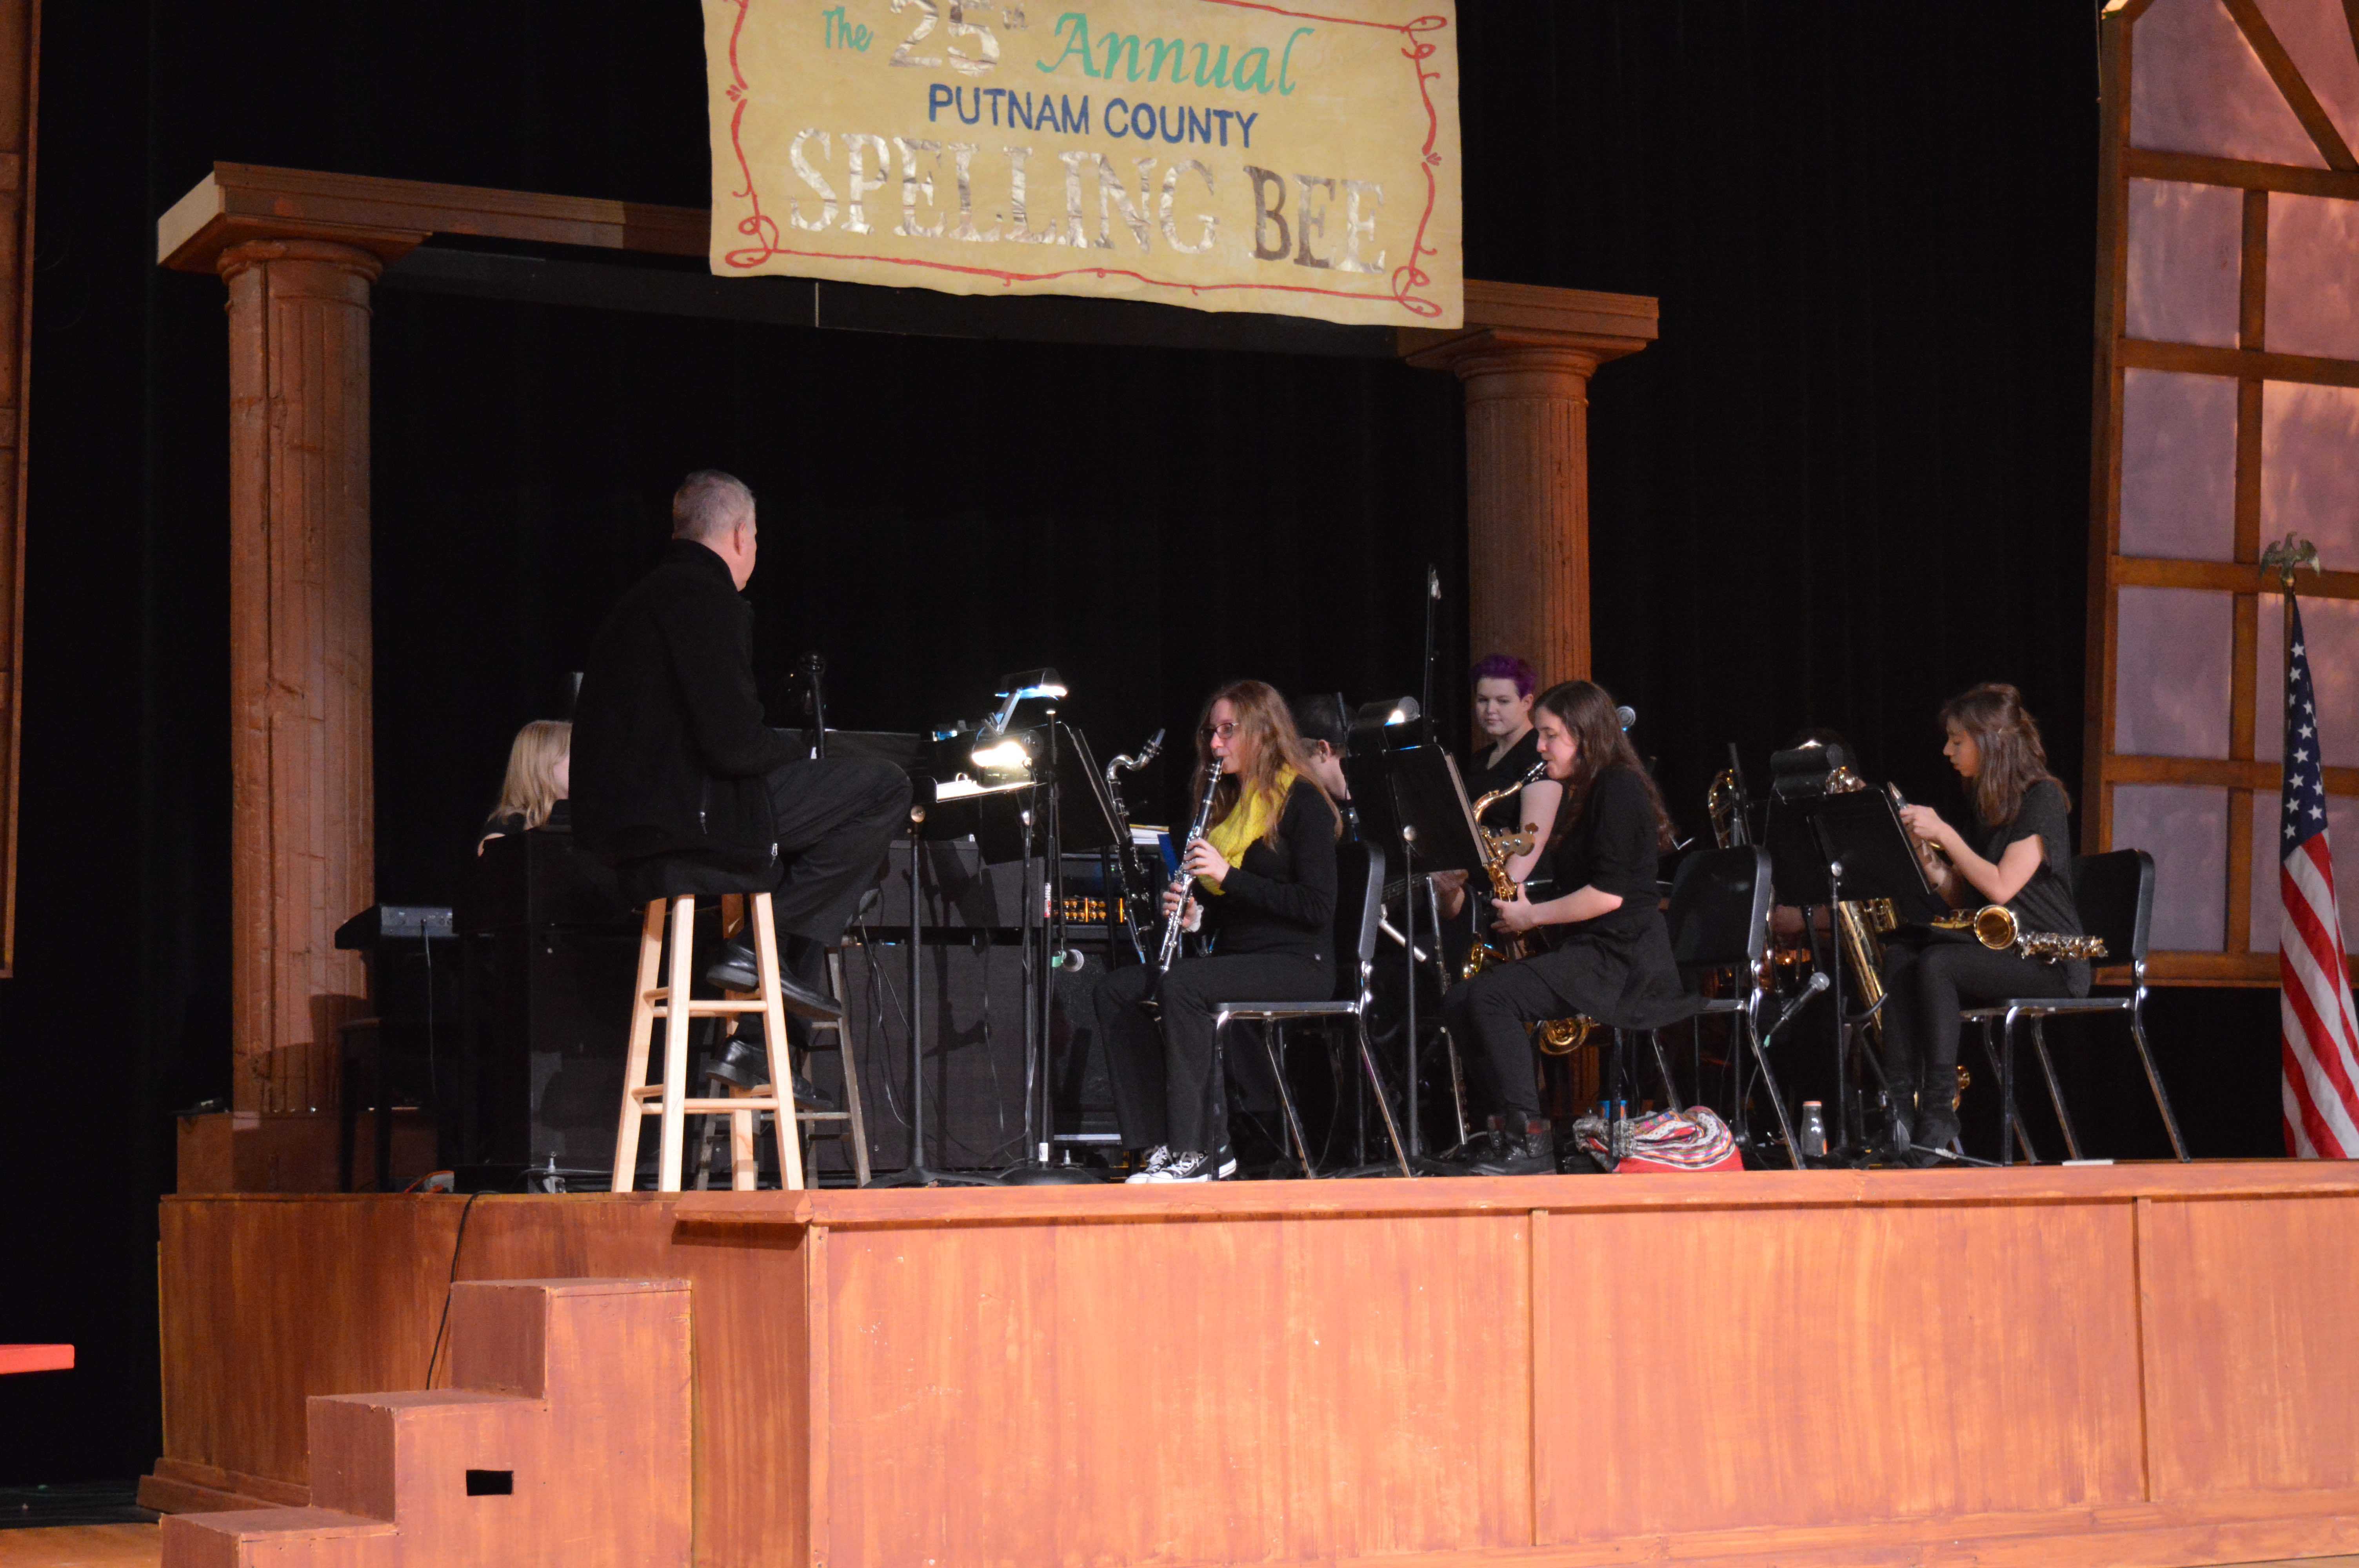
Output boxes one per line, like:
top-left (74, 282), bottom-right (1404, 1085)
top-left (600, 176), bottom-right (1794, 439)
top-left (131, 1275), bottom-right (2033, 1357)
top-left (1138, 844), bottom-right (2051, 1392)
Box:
top-left (1470, 653), bottom-right (1537, 700)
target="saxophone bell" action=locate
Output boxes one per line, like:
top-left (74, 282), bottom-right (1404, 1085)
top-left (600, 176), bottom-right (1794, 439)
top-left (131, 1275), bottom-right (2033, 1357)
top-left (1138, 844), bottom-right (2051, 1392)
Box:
top-left (1928, 902), bottom-right (2108, 962)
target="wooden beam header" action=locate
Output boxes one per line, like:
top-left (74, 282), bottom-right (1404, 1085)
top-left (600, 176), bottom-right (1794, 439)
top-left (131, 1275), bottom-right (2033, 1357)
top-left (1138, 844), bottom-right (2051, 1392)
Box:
top-left (158, 162), bottom-right (707, 274)
top-left (158, 165), bottom-right (1653, 360)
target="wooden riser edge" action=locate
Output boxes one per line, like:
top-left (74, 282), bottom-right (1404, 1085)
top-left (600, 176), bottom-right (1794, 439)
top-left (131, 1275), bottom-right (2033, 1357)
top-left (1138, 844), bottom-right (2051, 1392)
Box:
top-left (1233, 1495), bottom-right (2359, 1568)
top-left (140, 1456), bottom-right (309, 1515)
top-left (136, 1457), bottom-right (2359, 1568)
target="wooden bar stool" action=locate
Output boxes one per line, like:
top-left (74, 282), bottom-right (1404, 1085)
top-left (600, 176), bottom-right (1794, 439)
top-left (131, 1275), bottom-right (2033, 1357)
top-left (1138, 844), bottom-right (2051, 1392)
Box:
top-left (692, 947), bottom-right (872, 1188)
top-left (611, 890), bottom-right (806, 1193)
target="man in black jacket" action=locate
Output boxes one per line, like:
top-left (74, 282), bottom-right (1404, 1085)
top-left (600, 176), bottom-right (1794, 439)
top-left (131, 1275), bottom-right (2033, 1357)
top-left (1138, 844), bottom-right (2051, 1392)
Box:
top-left (571, 470), bottom-right (908, 1020)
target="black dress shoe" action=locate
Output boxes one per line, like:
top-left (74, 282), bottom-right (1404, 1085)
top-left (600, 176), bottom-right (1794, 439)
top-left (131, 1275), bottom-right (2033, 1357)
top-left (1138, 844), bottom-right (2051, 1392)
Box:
top-left (773, 972), bottom-right (844, 1022)
top-left (703, 941), bottom-right (761, 993)
top-left (703, 942), bottom-right (843, 1022)
top-left (704, 1037), bottom-right (838, 1110)
top-left (707, 1035), bottom-right (765, 1089)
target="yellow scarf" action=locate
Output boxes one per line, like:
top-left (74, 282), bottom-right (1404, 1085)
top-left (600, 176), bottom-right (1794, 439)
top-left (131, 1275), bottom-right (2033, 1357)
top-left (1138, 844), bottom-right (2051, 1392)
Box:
top-left (1201, 768), bottom-right (1295, 896)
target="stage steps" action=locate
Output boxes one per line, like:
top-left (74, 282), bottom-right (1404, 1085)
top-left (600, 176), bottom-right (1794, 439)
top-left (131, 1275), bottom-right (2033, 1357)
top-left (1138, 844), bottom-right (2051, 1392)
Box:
top-left (159, 1278), bottom-right (689, 1568)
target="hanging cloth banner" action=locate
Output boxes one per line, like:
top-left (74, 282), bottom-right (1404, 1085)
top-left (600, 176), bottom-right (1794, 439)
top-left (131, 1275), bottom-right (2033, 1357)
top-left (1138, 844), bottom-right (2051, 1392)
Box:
top-left (704, 0), bottom-right (1462, 327)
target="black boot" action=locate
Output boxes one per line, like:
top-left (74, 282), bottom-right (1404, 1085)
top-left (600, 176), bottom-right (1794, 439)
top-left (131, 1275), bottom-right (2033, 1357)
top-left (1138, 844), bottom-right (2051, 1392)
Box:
top-left (1438, 1114), bottom-right (1507, 1167)
top-left (1904, 1116), bottom-right (1959, 1166)
top-left (1879, 1084), bottom-right (1917, 1165)
top-left (1470, 1116), bottom-right (1555, 1176)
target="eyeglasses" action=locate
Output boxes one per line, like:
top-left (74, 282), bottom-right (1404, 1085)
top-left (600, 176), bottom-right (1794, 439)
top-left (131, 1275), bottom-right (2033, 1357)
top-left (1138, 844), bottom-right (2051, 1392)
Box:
top-left (1200, 721), bottom-right (1239, 743)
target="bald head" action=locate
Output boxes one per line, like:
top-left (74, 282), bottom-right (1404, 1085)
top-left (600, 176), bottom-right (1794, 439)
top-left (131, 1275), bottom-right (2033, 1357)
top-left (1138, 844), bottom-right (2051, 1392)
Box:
top-left (672, 470), bottom-right (759, 589)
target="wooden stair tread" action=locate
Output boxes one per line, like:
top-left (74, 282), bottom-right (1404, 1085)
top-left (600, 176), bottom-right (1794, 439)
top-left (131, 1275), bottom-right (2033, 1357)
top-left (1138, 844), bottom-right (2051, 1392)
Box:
top-left (312, 1387), bottom-right (533, 1411)
top-left (169, 1507), bottom-right (395, 1539)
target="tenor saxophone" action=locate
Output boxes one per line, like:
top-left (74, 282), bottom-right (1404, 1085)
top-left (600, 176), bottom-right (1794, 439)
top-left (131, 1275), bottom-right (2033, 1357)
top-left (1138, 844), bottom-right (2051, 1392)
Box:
top-left (1462, 760), bottom-right (1591, 1055)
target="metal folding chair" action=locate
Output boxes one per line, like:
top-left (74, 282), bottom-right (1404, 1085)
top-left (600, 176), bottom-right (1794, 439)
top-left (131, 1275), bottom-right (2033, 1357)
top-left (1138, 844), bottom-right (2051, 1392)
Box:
top-left (1651, 846), bottom-right (1801, 1167)
top-left (1963, 848), bottom-right (2188, 1165)
top-left (1210, 839), bottom-right (1411, 1178)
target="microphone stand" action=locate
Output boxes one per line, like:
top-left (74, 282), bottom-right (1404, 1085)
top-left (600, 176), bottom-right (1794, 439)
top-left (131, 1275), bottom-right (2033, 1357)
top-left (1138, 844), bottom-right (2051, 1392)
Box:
top-left (1419, 565), bottom-right (1440, 751)
top-left (801, 652), bottom-right (827, 757)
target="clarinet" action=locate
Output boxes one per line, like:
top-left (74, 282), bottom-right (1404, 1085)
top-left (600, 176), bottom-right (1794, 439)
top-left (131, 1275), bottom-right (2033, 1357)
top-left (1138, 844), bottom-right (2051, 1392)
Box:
top-left (1158, 755), bottom-right (1226, 971)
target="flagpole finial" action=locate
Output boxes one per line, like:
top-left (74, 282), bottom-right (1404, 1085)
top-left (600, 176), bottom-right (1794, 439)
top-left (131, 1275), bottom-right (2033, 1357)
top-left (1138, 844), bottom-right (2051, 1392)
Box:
top-left (2262, 533), bottom-right (2321, 592)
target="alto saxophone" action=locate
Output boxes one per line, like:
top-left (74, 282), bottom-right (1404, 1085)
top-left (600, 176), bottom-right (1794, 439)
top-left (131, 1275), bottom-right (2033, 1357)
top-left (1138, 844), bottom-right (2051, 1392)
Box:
top-left (1462, 760), bottom-right (1591, 1055)
top-left (1888, 782), bottom-right (2106, 964)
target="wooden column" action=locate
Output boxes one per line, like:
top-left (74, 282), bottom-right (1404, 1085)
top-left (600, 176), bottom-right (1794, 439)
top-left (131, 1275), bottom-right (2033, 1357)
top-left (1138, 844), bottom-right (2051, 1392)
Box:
top-left (219, 240), bottom-right (382, 1114)
top-left (1403, 284), bottom-right (1657, 684)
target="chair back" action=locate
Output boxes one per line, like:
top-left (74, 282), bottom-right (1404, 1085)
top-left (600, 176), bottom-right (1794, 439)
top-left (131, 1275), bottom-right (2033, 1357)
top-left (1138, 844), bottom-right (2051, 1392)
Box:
top-left (1664, 846), bottom-right (1772, 975)
top-left (2071, 849), bottom-right (2155, 970)
top-left (1333, 838), bottom-right (1387, 1000)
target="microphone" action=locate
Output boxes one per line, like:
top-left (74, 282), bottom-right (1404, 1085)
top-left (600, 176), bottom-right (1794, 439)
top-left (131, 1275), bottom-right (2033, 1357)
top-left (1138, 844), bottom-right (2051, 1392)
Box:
top-left (1761, 971), bottom-right (1830, 1049)
top-left (1616, 705), bottom-right (1637, 731)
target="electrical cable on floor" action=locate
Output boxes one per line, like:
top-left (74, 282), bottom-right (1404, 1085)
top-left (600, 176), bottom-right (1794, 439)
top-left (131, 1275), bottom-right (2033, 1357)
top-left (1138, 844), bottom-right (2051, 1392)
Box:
top-left (423, 1189), bottom-right (491, 1389)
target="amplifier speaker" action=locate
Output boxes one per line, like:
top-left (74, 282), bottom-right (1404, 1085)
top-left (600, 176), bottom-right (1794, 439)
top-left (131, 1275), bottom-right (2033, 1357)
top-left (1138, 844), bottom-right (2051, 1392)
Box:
top-left (864, 838), bottom-right (1030, 931)
top-left (824, 935), bottom-right (1038, 1175)
top-left (458, 921), bottom-right (644, 1172)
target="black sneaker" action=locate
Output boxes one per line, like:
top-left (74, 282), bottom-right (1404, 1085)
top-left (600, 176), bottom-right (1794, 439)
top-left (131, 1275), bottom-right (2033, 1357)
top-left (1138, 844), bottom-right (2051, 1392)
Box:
top-left (1123, 1145), bottom-right (1175, 1184)
top-left (1140, 1147), bottom-right (1237, 1183)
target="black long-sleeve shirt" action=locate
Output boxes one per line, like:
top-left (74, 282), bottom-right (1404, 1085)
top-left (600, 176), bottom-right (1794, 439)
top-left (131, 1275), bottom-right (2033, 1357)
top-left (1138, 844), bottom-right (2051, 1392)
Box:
top-left (1544, 765), bottom-right (1662, 938)
top-left (571, 539), bottom-right (798, 868)
top-left (1205, 778), bottom-right (1340, 964)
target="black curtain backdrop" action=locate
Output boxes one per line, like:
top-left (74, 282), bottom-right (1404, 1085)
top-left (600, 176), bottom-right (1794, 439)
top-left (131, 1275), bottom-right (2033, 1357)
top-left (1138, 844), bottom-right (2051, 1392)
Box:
top-left (0, 0), bottom-right (2277, 1485)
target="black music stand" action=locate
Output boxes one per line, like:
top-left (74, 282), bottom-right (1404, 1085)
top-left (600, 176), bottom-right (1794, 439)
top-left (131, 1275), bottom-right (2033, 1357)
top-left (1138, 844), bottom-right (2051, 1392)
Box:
top-left (1763, 788), bottom-right (1930, 1161)
top-left (1343, 743), bottom-right (1486, 1174)
top-left (871, 784), bottom-right (997, 1189)
top-left (1002, 719), bottom-right (1104, 1186)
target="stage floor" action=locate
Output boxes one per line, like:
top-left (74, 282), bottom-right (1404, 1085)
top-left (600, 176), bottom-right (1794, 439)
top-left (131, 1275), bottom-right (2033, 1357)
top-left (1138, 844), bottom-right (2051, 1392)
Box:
top-left (0, 1526), bottom-right (164, 1567)
top-left (13, 1525), bottom-right (2359, 1568)
top-left (145, 1161), bottom-right (2359, 1568)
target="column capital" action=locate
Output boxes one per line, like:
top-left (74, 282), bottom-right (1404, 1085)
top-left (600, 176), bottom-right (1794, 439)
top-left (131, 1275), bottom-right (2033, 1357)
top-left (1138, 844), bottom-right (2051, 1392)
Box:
top-left (217, 239), bottom-right (385, 295)
top-left (1399, 280), bottom-right (1658, 380)
top-left (161, 167), bottom-right (427, 276)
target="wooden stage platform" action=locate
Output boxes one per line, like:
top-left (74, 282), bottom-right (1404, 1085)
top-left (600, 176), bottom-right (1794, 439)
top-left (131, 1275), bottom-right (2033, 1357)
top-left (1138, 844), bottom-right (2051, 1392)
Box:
top-left (142, 1162), bottom-right (2359, 1568)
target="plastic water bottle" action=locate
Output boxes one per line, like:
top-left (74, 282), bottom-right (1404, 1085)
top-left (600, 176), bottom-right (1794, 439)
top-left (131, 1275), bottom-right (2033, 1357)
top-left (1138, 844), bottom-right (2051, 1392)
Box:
top-left (1799, 1101), bottom-right (1828, 1160)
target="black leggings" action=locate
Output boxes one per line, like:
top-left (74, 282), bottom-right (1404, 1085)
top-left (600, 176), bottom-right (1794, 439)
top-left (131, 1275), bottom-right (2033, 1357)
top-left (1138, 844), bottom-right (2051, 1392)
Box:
top-left (1878, 933), bottom-right (2076, 1108)
top-left (1089, 953), bottom-right (1328, 1152)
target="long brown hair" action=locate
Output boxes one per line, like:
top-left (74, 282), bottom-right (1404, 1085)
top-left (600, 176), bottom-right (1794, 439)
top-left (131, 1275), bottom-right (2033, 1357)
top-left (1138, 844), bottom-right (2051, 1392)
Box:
top-left (489, 720), bottom-right (571, 833)
top-left (1536, 681), bottom-right (1675, 851)
top-left (1192, 679), bottom-right (1343, 845)
top-left (1939, 682), bottom-right (2066, 828)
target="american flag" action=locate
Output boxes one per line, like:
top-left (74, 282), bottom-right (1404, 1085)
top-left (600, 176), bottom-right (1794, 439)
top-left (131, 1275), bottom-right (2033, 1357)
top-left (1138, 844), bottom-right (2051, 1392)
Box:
top-left (2279, 596), bottom-right (2359, 1158)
